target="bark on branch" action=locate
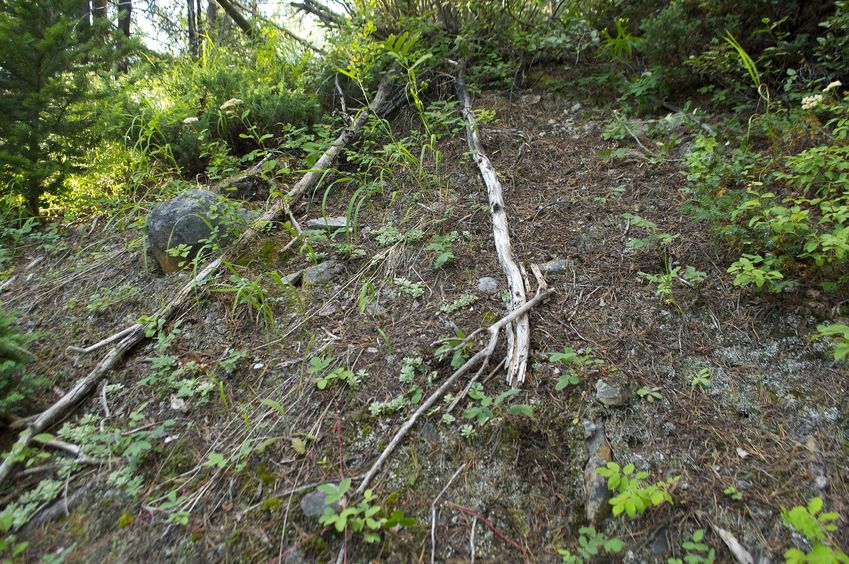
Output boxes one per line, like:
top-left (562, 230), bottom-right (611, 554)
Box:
top-left (0, 74), bottom-right (395, 489)
top-left (456, 77), bottom-right (531, 385)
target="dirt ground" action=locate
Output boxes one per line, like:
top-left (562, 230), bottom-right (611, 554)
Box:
top-left (3, 82), bottom-right (848, 562)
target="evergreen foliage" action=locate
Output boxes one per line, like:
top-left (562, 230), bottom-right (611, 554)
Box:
top-left (0, 306), bottom-right (41, 418)
top-left (0, 0), bottom-right (119, 214)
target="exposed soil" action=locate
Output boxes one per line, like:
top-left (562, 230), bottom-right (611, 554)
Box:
top-left (3, 84), bottom-right (848, 563)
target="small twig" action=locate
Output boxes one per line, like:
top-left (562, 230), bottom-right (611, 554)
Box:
top-left (31, 436), bottom-right (99, 465)
top-left (66, 324), bottom-right (138, 354)
top-left (446, 358), bottom-right (506, 414)
top-left (100, 381), bottom-right (110, 419)
top-left (620, 119), bottom-right (655, 155)
top-left (443, 502), bottom-right (530, 563)
top-left (470, 516), bottom-right (477, 564)
top-left (431, 464), bottom-right (467, 564)
top-left (335, 73), bottom-right (348, 116)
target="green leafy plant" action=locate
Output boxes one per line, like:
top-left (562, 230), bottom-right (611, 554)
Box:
top-left (814, 324), bottom-right (849, 360)
top-left (781, 497), bottom-right (848, 563)
top-left (727, 254), bottom-right (787, 292)
top-left (369, 356), bottom-right (430, 416)
top-left (596, 462), bottom-right (679, 518)
top-left (462, 383), bottom-right (534, 426)
top-left (374, 224), bottom-right (424, 246)
top-left (440, 294), bottom-right (478, 314)
top-left (547, 346), bottom-right (604, 390)
top-left (638, 264), bottom-right (706, 304)
top-left (317, 478), bottom-right (415, 544)
top-left (435, 330), bottom-right (472, 369)
top-left (690, 368), bottom-right (712, 389)
top-left (623, 213), bottom-right (679, 251)
top-left (426, 231), bottom-right (459, 268)
top-left (637, 386), bottom-right (663, 402)
top-left (723, 486), bottom-right (743, 501)
top-left (668, 529), bottom-right (715, 564)
top-left (393, 277), bottom-right (426, 298)
top-left (0, 307), bottom-right (43, 417)
top-left (558, 526), bottom-right (624, 563)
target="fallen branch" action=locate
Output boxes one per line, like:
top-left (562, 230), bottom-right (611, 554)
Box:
top-left (456, 75), bottom-right (531, 385)
top-left (0, 74), bottom-right (395, 489)
top-left (66, 325), bottom-right (136, 355)
top-left (353, 287), bottom-right (552, 498)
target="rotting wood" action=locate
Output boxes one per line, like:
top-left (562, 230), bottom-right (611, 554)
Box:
top-left (455, 76), bottom-right (531, 385)
top-left (0, 74), bottom-right (395, 489)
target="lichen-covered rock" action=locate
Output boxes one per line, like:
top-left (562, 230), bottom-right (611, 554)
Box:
top-left (147, 189), bottom-right (246, 272)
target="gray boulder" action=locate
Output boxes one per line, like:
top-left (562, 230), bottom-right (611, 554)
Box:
top-left (147, 189), bottom-right (245, 272)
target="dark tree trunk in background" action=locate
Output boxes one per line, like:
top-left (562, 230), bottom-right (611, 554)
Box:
top-left (79, 0), bottom-right (91, 30)
top-left (196, 0), bottom-right (203, 42)
top-left (92, 0), bottom-right (107, 19)
top-left (187, 0), bottom-right (198, 56)
top-left (118, 0), bottom-right (131, 37)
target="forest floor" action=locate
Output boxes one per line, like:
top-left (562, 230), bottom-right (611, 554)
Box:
top-left (4, 81), bottom-right (848, 562)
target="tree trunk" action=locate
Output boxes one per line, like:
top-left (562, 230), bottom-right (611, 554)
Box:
top-left (187, 0), bottom-right (198, 56)
top-left (92, 0), bottom-right (107, 19)
top-left (214, 0), bottom-right (254, 37)
top-left (79, 1), bottom-right (91, 30)
top-left (195, 0), bottom-right (203, 44)
top-left (117, 0), bottom-right (131, 37)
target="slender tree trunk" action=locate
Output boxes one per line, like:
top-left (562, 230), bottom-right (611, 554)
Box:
top-left (92, 0), bottom-right (107, 19)
top-left (196, 0), bottom-right (203, 44)
top-left (187, 0), bottom-right (198, 56)
top-left (117, 0), bottom-right (131, 37)
top-left (79, 1), bottom-right (91, 30)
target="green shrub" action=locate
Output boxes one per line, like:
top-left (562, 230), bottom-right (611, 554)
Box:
top-left (0, 307), bottom-right (43, 417)
top-left (816, 1), bottom-right (849, 77)
top-left (123, 28), bottom-right (321, 176)
top-left (685, 84), bottom-right (849, 290)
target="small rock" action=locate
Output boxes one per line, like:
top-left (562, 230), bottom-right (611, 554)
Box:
top-left (302, 260), bottom-right (343, 285)
top-left (252, 362), bottom-right (264, 370)
top-left (571, 102), bottom-right (582, 113)
top-left (595, 378), bottom-right (631, 407)
top-left (300, 488), bottom-right (340, 518)
top-left (477, 277), bottom-right (499, 293)
top-left (170, 395), bottom-right (187, 412)
top-left (366, 347), bottom-right (379, 354)
top-left (306, 216), bottom-right (348, 231)
top-left (815, 475), bottom-right (828, 490)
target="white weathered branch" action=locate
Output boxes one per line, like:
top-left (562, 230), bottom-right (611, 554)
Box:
top-left (456, 77), bottom-right (531, 385)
